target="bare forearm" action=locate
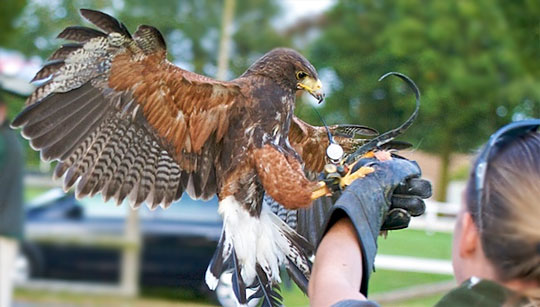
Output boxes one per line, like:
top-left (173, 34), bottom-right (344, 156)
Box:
top-left (308, 216), bottom-right (367, 306)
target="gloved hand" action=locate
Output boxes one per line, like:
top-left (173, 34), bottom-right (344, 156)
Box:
top-left (381, 176), bottom-right (431, 230)
top-left (348, 156), bottom-right (432, 231)
top-left (297, 155), bottom-right (431, 295)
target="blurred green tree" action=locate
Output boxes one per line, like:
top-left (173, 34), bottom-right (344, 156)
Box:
top-left (0, 0), bottom-right (27, 44)
top-left (495, 0), bottom-right (540, 118)
top-left (497, 0), bottom-right (540, 77)
top-left (3, 0), bottom-right (288, 76)
top-left (306, 0), bottom-right (540, 200)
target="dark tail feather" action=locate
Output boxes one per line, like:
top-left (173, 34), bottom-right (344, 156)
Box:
top-left (205, 229), bottom-right (232, 290)
top-left (231, 248), bottom-right (247, 305)
top-left (282, 232), bottom-right (313, 294)
top-left (251, 265), bottom-right (283, 307)
top-left (264, 195), bottom-right (315, 295)
top-left (285, 260), bottom-right (311, 294)
top-left (269, 211), bottom-right (314, 270)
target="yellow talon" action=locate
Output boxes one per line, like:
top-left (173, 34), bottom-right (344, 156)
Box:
top-left (311, 181), bottom-right (331, 200)
top-left (361, 151), bottom-right (376, 159)
top-left (311, 149), bottom-right (386, 199)
top-left (339, 166), bottom-right (375, 189)
top-left (337, 149), bottom-right (391, 188)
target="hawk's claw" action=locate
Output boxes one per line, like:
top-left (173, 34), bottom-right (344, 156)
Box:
top-left (311, 181), bottom-right (331, 200)
top-left (339, 166), bottom-right (374, 188)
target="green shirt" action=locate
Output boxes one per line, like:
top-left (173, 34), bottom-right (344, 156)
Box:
top-left (332, 278), bottom-right (533, 307)
top-left (436, 277), bottom-right (533, 307)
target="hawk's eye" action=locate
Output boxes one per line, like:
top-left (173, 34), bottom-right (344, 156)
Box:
top-left (296, 71), bottom-right (307, 79)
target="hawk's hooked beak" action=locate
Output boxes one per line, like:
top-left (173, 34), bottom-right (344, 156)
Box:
top-left (297, 77), bottom-right (325, 103)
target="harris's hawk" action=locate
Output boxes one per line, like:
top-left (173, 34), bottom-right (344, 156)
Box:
top-left (11, 9), bottom-right (379, 305)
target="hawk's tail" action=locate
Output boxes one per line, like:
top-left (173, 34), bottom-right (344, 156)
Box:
top-left (205, 197), bottom-right (313, 306)
top-left (270, 212), bottom-right (313, 293)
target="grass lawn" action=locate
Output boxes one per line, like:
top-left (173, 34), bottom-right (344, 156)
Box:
top-left (16, 283), bottom-right (450, 307)
top-left (24, 186), bottom-right (50, 202)
top-left (280, 271), bottom-right (453, 307)
top-left (370, 270), bottom-right (453, 294)
top-left (378, 229), bottom-right (453, 260)
top-left (15, 288), bottom-right (216, 307)
top-left (281, 283), bottom-right (310, 306)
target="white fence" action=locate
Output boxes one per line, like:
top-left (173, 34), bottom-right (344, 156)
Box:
top-left (374, 200), bottom-right (459, 276)
top-left (20, 177), bottom-right (460, 296)
top-left (409, 200), bottom-right (460, 233)
top-left (18, 180), bottom-right (141, 297)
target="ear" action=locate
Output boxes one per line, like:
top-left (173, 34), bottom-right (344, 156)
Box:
top-left (459, 212), bottom-right (480, 258)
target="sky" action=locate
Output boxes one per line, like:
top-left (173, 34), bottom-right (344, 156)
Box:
top-left (279, 0), bottom-right (336, 28)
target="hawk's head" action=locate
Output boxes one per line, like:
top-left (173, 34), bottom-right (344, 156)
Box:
top-left (244, 48), bottom-right (325, 103)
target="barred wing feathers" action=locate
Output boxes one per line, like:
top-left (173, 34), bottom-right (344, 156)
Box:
top-left (12, 9), bottom-right (243, 208)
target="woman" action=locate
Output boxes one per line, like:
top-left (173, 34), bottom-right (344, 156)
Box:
top-left (0, 95), bottom-right (25, 307)
top-left (308, 119), bottom-right (540, 306)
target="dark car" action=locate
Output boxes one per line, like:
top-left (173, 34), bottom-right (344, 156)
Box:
top-left (20, 188), bottom-right (223, 292)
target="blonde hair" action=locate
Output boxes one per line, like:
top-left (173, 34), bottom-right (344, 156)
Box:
top-left (466, 130), bottom-right (540, 303)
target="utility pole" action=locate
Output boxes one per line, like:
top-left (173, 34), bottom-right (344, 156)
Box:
top-left (120, 207), bottom-right (141, 297)
top-left (216, 0), bottom-right (236, 80)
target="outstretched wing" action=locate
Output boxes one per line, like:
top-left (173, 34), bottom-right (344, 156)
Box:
top-left (288, 116), bottom-right (378, 173)
top-left (12, 9), bottom-right (243, 208)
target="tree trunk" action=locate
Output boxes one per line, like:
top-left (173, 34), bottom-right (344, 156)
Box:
top-left (216, 0), bottom-right (236, 80)
top-left (436, 133), bottom-right (453, 202)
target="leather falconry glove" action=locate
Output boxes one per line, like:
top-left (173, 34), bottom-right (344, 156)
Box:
top-left (296, 155), bottom-right (432, 295)
top-left (354, 157), bottom-right (432, 231)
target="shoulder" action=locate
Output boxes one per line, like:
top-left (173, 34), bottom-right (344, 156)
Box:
top-left (436, 278), bottom-right (531, 307)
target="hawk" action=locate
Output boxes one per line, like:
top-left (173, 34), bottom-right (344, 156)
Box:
top-left (11, 9), bottom-right (380, 305)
